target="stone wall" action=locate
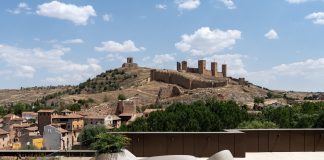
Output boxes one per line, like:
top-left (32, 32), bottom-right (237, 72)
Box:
top-left (151, 69), bottom-right (227, 90)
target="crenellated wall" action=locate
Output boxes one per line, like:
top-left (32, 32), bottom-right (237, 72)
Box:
top-left (151, 69), bottom-right (227, 89)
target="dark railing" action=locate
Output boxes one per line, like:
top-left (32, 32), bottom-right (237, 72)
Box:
top-left (0, 129), bottom-right (323, 158)
top-left (115, 129), bottom-right (324, 158)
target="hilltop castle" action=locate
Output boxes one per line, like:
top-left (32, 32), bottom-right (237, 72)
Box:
top-left (177, 60), bottom-right (227, 78)
top-left (121, 57), bottom-right (246, 90)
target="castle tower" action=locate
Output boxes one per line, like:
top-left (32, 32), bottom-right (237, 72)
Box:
top-left (222, 64), bottom-right (227, 77)
top-left (211, 62), bottom-right (217, 76)
top-left (177, 62), bottom-right (181, 71)
top-left (127, 57), bottom-right (133, 63)
top-left (198, 60), bottom-right (206, 74)
top-left (181, 61), bottom-right (187, 71)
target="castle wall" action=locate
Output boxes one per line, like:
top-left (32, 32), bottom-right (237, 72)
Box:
top-left (186, 67), bottom-right (199, 73)
top-left (169, 73), bottom-right (191, 89)
top-left (151, 70), bottom-right (227, 90)
top-left (191, 80), bottom-right (213, 89)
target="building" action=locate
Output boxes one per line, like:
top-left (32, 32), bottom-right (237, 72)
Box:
top-left (177, 60), bottom-right (227, 78)
top-left (22, 112), bottom-right (38, 122)
top-left (116, 98), bottom-right (137, 123)
top-left (122, 57), bottom-right (138, 68)
top-left (0, 128), bottom-right (10, 149)
top-left (84, 115), bottom-right (121, 128)
top-left (43, 125), bottom-right (72, 150)
top-left (18, 126), bottom-right (42, 149)
top-left (37, 109), bottom-right (56, 135)
top-left (51, 112), bottom-right (84, 145)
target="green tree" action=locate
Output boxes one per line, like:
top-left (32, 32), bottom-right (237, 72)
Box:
top-left (127, 117), bottom-right (148, 131)
top-left (78, 124), bottom-right (108, 147)
top-left (315, 111), bottom-right (324, 128)
top-left (238, 120), bottom-right (278, 129)
top-left (254, 97), bottom-right (265, 104)
top-left (0, 106), bottom-right (7, 116)
top-left (90, 133), bottom-right (130, 153)
top-left (117, 94), bottom-right (127, 101)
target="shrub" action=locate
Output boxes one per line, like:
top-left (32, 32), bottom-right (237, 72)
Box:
top-left (238, 120), bottom-right (278, 129)
top-left (117, 94), bottom-right (127, 101)
top-left (78, 125), bottom-right (108, 147)
top-left (90, 133), bottom-right (130, 153)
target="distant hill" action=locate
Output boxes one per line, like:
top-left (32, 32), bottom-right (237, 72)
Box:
top-left (0, 65), bottom-right (318, 115)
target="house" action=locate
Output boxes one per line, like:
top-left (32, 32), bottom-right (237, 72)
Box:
top-left (18, 126), bottom-right (42, 149)
top-left (37, 109), bottom-right (56, 135)
top-left (51, 112), bottom-right (84, 145)
top-left (43, 125), bottom-right (72, 150)
top-left (22, 112), bottom-right (38, 122)
top-left (116, 98), bottom-right (138, 123)
top-left (84, 115), bottom-right (121, 128)
top-left (0, 128), bottom-right (10, 149)
top-left (2, 114), bottom-right (24, 143)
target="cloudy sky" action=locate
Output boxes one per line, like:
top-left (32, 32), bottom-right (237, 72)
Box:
top-left (1, 0), bottom-right (324, 91)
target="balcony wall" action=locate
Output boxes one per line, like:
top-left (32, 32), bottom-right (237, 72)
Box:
top-left (115, 129), bottom-right (324, 158)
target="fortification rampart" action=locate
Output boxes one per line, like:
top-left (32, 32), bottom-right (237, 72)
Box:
top-left (151, 69), bottom-right (227, 89)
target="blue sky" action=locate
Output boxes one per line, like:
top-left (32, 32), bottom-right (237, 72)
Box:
top-left (1, 0), bottom-right (324, 91)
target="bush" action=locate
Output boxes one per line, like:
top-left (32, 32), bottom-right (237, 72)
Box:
top-left (78, 125), bottom-right (108, 147)
top-left (315, 111), bottom-right (324, 128)
top-left (238, 120), bottom-right (278, 129)
top-left (254, 97), bottom-right (265, 104)
top-left (90, 133), bottom-right (130, 153)
top-left (117, 94), bottom-right (127, 101)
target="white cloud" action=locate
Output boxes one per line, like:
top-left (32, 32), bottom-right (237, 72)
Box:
top-left (305, 12), bottom-right (324, 25)
top-left (36, 1), bottom-right (96, 26)
top-left (155, 4), bottom-right (167, 10)
top-left (7, 2), bottom-right (31, 14)
top-left (0, 44), bottom-right (102, 85)
top-left (286, 0), bottom-right (309, 4)
top-left (153, 54), bottom-right (176, 64)
top-left (175, 27), bottom-right (241, 55)
top-left (102, 14), bottom-right (112, 22)
top-left (264, 29), bottom-right (279, 40)
top-left (175, 0), bottom-right (200, 10)
top-left (16, 65), bottom-right (36, 78)
top-left (62, 38), bottom-right (84, 44)
top-left (247, 58), bottom-right (324, 91)
top-left (220, 0), bottom-right (236, 9)
top-left (95, 40), bottom-right (145, 53)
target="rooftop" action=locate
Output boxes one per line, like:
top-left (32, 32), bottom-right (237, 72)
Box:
top-left (0, 128), bottom-right (8, 135)
top-left (37, 109), bottom-right (55, 113)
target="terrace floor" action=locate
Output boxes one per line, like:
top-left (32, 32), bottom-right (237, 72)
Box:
top-left (233, 152), bottom-right (324, 160)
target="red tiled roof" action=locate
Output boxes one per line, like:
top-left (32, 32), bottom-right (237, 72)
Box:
top-left (61, 109), bottom-right (72, 113)
top-left (37, 109), bottom-right (55, 113)
top-left (25, 126), bottom-right (38, 131)
top-left (22, 112), bottom-right (38, 116)
top-left (3, 114), bottom-right (15, 118)
top-left (12, 123), bottom-right (31, 128)
top-left (52, 114), bottom-right (83, 119)
top-left (0, 128), bottom-right (8, 135)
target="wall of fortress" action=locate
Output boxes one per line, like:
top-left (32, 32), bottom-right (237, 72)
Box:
top-left (151, 69), bottom-right (227, 90)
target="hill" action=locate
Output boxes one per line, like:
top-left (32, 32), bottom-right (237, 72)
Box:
top-left (0, 62), bottom-right (319, 115)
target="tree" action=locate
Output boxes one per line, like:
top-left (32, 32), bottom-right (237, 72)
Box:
top-left (90, 133), bottom-right (130, 153)
top-left (0, 106), bottom-right (7, 116)
top-left (254, 97), bottom-right (265, 104)
top-left (68, 103), bottom-right (81, 111)
top-left (117, 94), bottom-right (127, 101)
top-left (78, 124), bottom-right (108, 147)
top-left (315, 111), bottom-right (324, 128)
top-left (238, 120), bottom-right (278, 129)
top-left (127, 117), bottom-right (148, 131)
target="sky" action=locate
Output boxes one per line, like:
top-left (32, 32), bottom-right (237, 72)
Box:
top-left (1, 0), bottom-right (324, 91)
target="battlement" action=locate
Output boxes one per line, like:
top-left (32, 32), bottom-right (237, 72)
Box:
top-left (177, 60), bottom-right (227, 78)
top-left (150, 69), bottom-right (227, 90)
top-left (122, 57), bottom-right (138, 68)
